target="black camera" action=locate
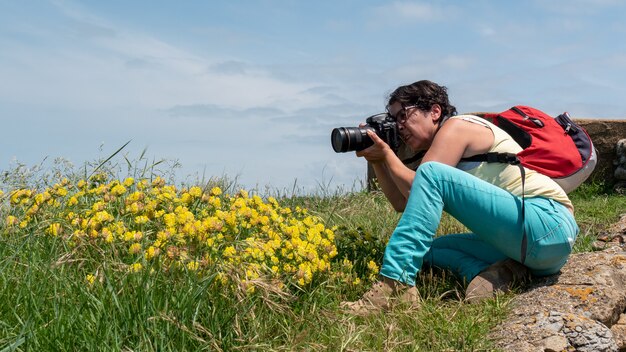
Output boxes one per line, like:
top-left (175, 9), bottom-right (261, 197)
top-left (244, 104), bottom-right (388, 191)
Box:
top-left (331, 113), bottom-right (400, 153)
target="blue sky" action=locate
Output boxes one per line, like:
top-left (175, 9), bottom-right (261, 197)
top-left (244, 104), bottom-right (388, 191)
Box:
top-left (1, 0), bottom-right (625, 193)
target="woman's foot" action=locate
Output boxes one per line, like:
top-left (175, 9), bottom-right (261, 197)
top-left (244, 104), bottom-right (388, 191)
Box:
top-left (465, 258), bottom-right (529, 303)
top-left (340, 277), bottom-right (420, 315)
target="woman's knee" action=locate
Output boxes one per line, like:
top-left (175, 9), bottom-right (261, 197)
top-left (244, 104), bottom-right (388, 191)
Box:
top-left (413, 161), bottom-right (451, 189)
top-left (416, 161), bottom-right (447, 177)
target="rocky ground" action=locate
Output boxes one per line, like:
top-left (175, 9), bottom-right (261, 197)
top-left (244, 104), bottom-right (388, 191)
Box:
top-left (489, 214), bottom-right (626, 351)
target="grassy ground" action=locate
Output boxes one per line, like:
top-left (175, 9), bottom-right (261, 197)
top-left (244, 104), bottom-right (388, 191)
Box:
top-left (0, 166), bottom-right (624, 351)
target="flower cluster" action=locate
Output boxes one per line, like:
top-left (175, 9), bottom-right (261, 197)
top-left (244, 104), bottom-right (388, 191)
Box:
top-left (2, 175), bottom-right (340, 292)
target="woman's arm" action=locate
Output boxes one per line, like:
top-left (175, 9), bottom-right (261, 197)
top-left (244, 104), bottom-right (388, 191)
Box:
top-left (421, 118), bottom-right (494, 165)
top-left (369, 162), bottom-right (411, 211)
top-left (357, 118), bottom-right (494, 212)
top-left (357, 131), bottom-right (415, 211)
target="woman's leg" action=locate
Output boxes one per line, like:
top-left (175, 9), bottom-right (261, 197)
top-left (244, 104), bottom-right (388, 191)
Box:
top-left (380, 161), bottom-right (578, 286)
top-left (424, 233), bottom-right (509, 283)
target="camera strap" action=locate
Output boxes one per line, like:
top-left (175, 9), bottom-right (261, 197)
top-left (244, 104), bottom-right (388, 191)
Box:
top-left (401, 151), bottom-right (426, 169)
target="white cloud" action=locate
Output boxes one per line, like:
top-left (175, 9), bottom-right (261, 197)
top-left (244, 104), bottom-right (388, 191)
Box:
top-left (389, 2), bottom-right (441, 20)
top-left (533, 0), bottom-right (625, 15)
top-left (369, 1), bottom-right (458, 25)
top-left (375, 2), bottom-right (440, 21)
top-left (0, 15), bottom-right (325, 113)
top-left (477, 25), bottom-right (496, 38)
top-left (3, 1), bottom-right (625, 193)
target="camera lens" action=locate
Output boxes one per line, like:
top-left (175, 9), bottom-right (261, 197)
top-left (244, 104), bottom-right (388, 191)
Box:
top-left (331, 126), bottom-right (373, 153)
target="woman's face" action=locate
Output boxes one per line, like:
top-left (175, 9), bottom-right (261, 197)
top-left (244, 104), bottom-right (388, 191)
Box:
top-left (387, 102), bottom-right (439, 152)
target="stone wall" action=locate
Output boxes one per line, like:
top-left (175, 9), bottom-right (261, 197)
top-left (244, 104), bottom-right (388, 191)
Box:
top-left (366, 118), bottom-right (626, 190)
top-left (615, 139), bottom-right (626, 192)
top-left (576, 119), bottom-right (626, 185)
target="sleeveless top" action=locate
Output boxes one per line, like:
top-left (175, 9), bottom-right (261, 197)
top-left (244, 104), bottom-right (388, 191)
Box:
top-left (452, 114), bottom-right (574, 213)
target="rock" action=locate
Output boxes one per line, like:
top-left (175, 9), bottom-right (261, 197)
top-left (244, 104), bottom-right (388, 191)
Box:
top-left (616, 167), bottom-right (626, 181)
top-left (576, 120), bottom-right (626, 185)
top-left (489, 247), bottom-right (626, 351)
top-left (541, 335), bottom-right (568, 351)
top-left (615, 181), bottom-right (626, 194)
top-left (611, 314), bottom-right (626, 350)
top-left (614, 139), bottom-right (626, 191)
top-left (594, 214), bottom-right (626, 251)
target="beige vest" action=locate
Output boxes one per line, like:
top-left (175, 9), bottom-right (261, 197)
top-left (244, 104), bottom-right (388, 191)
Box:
top-left (453, 115), bottom-right (574, 213)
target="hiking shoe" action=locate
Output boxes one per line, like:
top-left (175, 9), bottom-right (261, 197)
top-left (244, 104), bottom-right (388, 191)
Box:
top-left (465, 259), bottom-right (529, 303)
top-left (340, 277), bottom-right (420, 316)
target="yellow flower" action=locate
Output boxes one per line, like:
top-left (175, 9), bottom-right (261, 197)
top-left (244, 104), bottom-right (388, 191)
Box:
top-left (216, 272), bottom-right (228, 285)
top-left (209, 196), bottom-right (221, 208)
top-left (94, 210), bottom-right (114, 223)
top-left (144, 246), bottom-right (159, 260)
top-left (180, 193), bottom-right (192, 204)
top-left (152, 177), bottom-right (165, 188)
top-left (341, 258), bottom-right (354, 270)
top-left (34, 193), bottom-right (44, 205)
top-left (189, 186), bottom-right (202, 198)
top-left (9, 189), bottom-right (32, 205)
top-left (163, 213), bottom-right (176, 227)
top-left (210, 187), bottom-right (222, 196)
top-left (367, 260), bottom-right (379, 273)
top-left (127, 202), bottom-right (142, 214)
top-left (102, 228), bottom-right (114, 243)
top-left (123, 177), bottom-right (135, 187)
top-left (86, 274), bottom-right (96, 285)
top-left (26, 204), bottom-right (39, 216)
top-left (47, 223), bottom-right (62, 237)
top-left (123, 231), bottom-right (142, 242)
top-left (129, 243), bottom-right (142, 254)
top-left (55, 186), bottom-right (68, 197)
top-left (91, 201), bottom-right (105, 212)
top-left (111, 184), bottom-right (127, 196)
top-left (187, 261), bottom-right (200, 271)
top-left (134, 215), bottom-right (149, 224)
top-left (271, 265), bottom-right (279, 274)
top-left (317, 259), bottom-right (328, 272)
top-left (129, 263), bottom-right (143, 273)
top-left (5, 215), bottom-right (18, 227)
top-left (68, 196), bottom-right (78, 206)
top-left (223, 246), bottom-right (236, 257)
top-left (137, 179), bottom-right (148, 190)
top-left (127, 191), bottom-right (144, 202)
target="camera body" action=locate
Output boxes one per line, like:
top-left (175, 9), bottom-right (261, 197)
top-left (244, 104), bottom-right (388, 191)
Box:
top-left (331, 113), bottom-right (401, 153)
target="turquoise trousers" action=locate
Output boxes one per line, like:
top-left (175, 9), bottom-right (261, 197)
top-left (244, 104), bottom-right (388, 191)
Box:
top-left (380, 162), bottom-right (579, 286)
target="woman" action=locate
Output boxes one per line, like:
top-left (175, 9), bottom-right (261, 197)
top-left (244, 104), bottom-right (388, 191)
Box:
top-left (342, 80), bottom-right (579, 315)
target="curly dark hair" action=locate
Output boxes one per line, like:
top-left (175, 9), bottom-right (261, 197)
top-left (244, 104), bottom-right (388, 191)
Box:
top-left (387, 80), bottom-right (457, 119)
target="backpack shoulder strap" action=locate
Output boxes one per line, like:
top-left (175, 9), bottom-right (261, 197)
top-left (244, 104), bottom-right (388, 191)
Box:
top-left (461, 152), bottom-right (519, 164)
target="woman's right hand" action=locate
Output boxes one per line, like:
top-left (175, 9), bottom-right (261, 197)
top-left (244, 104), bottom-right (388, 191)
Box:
top-left (356, 129), bottom-right (394, 164)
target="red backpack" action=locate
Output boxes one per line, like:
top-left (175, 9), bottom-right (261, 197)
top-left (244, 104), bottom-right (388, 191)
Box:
top-left (462, 106), bottom-right (597, 264)
top-left (464, 105), bottom-right (597, 193)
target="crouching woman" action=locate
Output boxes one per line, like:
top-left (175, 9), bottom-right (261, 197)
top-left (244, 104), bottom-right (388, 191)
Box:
top-left (342, 80), bottom-right (579, 315)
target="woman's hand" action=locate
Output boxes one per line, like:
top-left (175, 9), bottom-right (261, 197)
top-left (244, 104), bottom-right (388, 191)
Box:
top-left (355, 128), bottom-right (411, 211)
top-left (355, 130), bottom-right (393, 164)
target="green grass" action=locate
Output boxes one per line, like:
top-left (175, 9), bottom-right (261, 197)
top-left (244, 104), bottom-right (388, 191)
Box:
top-left (0, 172), bottom-right (623, 351)
top-left (569, 183), bottom-right (626, 252)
